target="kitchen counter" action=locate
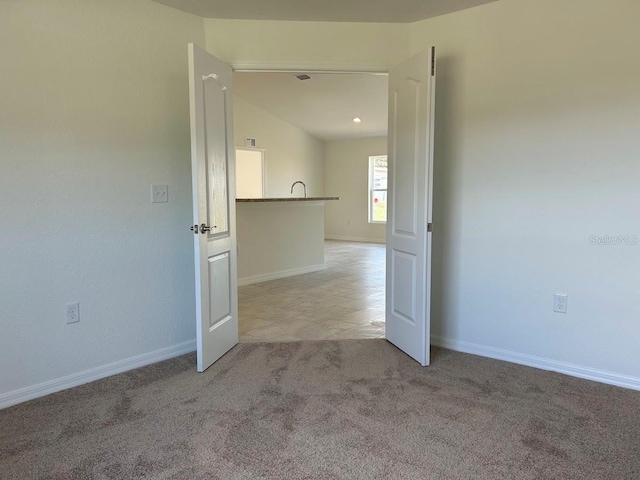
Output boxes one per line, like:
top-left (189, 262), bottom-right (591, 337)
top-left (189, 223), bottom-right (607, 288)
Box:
top-left (235, 198), bottom-right (339, 285)
top-left (236, 197), bottom-right (339, 202)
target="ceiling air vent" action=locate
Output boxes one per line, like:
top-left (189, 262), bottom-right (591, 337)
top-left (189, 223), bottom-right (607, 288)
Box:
top-left (296, 74), bottom-right (311, 81)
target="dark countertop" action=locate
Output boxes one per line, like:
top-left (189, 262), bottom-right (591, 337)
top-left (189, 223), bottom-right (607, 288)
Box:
top-left (236, 197), bottom-right (339, 203)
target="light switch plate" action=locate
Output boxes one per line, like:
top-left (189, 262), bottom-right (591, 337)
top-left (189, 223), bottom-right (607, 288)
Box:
top-left (152, 184), bottom-right (168, 203)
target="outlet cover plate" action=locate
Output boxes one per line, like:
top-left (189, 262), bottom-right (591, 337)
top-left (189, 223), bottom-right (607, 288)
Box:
top-left (66, 302), bottom-right (80, 324)
top-left (553, 294), bottom-right (568, 314)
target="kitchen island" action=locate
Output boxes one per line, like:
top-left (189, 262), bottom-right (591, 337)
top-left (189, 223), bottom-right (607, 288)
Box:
top-left (236, 197), bottom-right (339, 285)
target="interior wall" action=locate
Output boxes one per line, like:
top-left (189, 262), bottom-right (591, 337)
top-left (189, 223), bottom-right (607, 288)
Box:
top-left (0, 0), bottom-right (205, 404)
top-left (413, 0), bottom-right (640, 383)
top-left (233, 96), bottom-right (324, 197)
top-left (324, 137), bottom-right (387, 243)
top-left (204, 18), bottom-right (409, 71)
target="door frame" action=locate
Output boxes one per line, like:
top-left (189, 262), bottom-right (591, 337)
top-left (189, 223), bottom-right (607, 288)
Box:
top-left (208, 60), bottom-right (431, 360)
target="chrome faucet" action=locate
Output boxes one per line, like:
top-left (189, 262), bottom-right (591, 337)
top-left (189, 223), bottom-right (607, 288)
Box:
top-left (291, 181), bottom-right (307, 198)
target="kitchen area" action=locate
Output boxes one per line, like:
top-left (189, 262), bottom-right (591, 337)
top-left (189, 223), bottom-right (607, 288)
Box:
top-left (232, 98), bottom-right (340, 286)
top-left (231, 71), bottom-right (387, 342)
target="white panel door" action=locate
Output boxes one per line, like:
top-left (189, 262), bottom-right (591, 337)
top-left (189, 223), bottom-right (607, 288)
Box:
top-left (385, 48), bottom-right (436, 366)
top-left (188, 44), bottom-right (238, 372)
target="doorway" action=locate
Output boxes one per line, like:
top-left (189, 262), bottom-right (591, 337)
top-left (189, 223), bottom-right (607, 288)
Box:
top-left (189, 48), bottom-right (435, 370)
top-left (232, 70), bottom-right (389, 342)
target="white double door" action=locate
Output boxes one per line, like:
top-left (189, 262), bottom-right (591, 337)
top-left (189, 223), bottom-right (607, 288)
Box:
top-left (188, 44), bottom-right (436, 371)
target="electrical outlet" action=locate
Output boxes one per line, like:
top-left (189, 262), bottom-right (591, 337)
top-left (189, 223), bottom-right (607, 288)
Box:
top-left (151, 184), bottom-right (168, 203)
top-left (66, 302), bottom-right (80, 324)
top-left (553, 294), bottom-right (568, 314)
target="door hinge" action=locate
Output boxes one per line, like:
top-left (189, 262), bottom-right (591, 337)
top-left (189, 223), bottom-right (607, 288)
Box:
top-left (431, 46), bottom-right (435, 76)
top-left (427, 223), bottom-right (433, 233)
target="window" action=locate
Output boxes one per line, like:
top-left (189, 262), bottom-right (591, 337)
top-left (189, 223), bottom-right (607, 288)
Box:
top-left (368, 155), bottom-right (388, 223)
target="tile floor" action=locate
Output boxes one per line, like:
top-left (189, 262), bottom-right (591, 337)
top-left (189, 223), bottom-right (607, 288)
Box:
top-left (239, 241), bottom-right (385, 342)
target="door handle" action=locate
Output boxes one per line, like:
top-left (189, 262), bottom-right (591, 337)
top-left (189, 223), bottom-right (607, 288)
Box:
top-left (200, 223), bottom-right (217, 234)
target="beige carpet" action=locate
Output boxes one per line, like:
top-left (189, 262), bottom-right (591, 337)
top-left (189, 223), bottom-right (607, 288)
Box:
top-left (1, 340), bottom-right (639, 479)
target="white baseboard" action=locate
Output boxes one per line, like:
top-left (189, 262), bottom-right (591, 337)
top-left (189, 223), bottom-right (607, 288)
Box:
top-left (0, 340), bottom-right (196, 410)
top-left (431, 335), bottom-right (640, 391)
top-left (238, 263), bottom-right (326, 286)
top-left (325, 235), bottom-right (386, 244)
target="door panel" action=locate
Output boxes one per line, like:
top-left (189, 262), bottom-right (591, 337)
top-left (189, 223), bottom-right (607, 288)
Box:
top-left (391, 250), bottom-right (417, 324)
top-left (208, 253), bottom-right (231, 327)
top-left (392, 80), bottom-right (420, 236)
top-left (386, 48), bottom-right (436, 366)
top-left (203, 76), bottom-right (230, 236)
top-left (188, 44), bottom-right (238, 372)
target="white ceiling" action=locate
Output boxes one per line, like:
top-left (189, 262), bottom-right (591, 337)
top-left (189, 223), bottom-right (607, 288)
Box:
top-left (152, 0), bottom-right (497, 23)
top-left (234, 72), bottom-right (388, 141)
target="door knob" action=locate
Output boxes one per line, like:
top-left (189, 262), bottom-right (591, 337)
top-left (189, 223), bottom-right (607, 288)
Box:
top-left (200, 223), bottom-right (217, 234)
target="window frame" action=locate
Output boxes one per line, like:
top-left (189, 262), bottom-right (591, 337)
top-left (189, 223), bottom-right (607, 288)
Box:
top-left (368, 155), bottom-right (388, 224)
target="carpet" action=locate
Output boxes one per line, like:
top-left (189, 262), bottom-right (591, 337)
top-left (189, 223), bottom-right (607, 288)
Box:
top-left (1, 340), bottom-right (639, 479)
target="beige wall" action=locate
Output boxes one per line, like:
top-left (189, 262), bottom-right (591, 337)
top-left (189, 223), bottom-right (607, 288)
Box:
top-left (324, 137), bottom-right (387, 243)
top-left (205, 18), bottom-right (409, 71)
top-left (234, 96), bottom-right (324, 197)
top-left (0, 0), bottom-right (205, 404)
top-left (411, 0), bottom-right (640, 383)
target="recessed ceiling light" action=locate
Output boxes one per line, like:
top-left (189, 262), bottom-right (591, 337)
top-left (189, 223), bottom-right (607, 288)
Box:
top-left (352, 117), bottom-right (362, 123)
